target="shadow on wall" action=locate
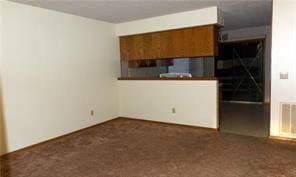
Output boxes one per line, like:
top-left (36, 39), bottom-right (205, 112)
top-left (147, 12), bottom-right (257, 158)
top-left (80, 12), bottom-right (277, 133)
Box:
top-left (0, 76), bottom-right (11, 177)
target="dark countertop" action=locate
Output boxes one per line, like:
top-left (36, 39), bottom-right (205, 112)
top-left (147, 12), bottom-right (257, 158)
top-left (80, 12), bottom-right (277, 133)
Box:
top-left (118, 77), bottom-right (218, 81)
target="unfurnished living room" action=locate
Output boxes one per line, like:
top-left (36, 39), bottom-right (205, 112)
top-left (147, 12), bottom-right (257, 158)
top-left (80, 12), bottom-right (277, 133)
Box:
top-left (0, 0), bottom-right (296, 177)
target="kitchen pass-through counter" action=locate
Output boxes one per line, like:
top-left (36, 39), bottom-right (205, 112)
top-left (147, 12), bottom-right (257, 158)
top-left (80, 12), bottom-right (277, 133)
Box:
top-left (117, 77), bottom-right (219, 129)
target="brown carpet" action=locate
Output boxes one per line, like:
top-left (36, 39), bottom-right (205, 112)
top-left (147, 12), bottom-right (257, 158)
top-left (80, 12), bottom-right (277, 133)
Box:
top-left (1, 118), bottom-right (296, 177)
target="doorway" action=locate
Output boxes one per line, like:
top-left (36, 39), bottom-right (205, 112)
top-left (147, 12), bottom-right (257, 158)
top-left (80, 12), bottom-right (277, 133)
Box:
top-left (216, 39), bottom-right (270, 137)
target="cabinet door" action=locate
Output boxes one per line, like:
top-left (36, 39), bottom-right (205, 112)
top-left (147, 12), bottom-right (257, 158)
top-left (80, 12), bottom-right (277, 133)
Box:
top-left (130, 35), bottom-right (144, 60)
top-left (171, 29), bottom-right (185, 58)
top-left (142, 33), bottom-right (152, 59)
top-left (191, 25), bottom-right (217, 56)
top-left (151, 32), bottom-right (161, 59)
top-left (160, 29), bottom-right (185, 58)
top-left (119, 37), bottom-right (131, 60)
top-left (159, 31), bottom-right (170, 59)
top-left (183, 28), bottom-right (195, 57)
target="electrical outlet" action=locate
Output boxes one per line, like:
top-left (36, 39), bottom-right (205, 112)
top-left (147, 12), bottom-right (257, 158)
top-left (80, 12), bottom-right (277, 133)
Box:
top-left (280, 72), bottom-right (289, 79)
top-left (90, 110), bottom-right (94, 116)
top-left (172, 108), bottom-right (176, 114)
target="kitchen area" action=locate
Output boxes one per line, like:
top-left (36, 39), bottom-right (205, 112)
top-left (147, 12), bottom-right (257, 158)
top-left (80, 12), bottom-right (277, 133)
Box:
top-left (117, 22), bottom-right (220, 129)
top-left (115, 5), bottom-right (270, 136)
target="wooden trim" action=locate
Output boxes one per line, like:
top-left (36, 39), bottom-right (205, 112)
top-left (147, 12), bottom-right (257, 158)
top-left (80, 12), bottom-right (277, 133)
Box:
top-left (118, 77), bottom-right (218, 81)
top-left (269, 136), bottom-right (296, 142)
top-left (119, 117), bottom-right (219, 131)
top-left (264, 102), bottom-right (270, 106)
top-left (0, 118), bottom-right (120, 157)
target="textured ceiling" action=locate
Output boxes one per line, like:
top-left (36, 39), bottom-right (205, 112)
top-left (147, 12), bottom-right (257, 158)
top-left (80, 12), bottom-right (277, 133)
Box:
top-left (11, 0), bottom-right (272, 30)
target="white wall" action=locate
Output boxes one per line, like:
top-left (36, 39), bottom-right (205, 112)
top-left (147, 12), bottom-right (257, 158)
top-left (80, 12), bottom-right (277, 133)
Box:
top-left (0, 1), bottom-right (6, 155)
top-left (270, 0), bottom-right (296, 137)
top-left (0, 1), bottom-right (120, 154)
top-left (118, 80), bottom-right (218, 129)
top-left (168, 59), bottom-right (190, 73)
top-left (115, 6), bottom-right (223, 36)
top-left (221, 26), bottom-right (272, 103)
top-left (0, 2), bottom-right (226, 155)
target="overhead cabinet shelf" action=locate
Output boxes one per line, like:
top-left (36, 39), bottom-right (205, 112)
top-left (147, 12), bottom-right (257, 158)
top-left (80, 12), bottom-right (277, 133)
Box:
top-left (119, 25), bottom-right (218, 60)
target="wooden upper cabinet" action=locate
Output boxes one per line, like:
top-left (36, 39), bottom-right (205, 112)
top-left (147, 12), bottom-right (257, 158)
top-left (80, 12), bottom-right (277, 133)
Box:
top-left (119, 37), bottom-right (130, 60)
top-left (151, 32), bottom-right (161, 59)
top-left (119, 25), bottom-right (218, 60)
top-left (131, 35), bottom-right (144, 60)
top-left (142, 33), bottom-right (153, 59)
top-left (120, 34), bottom-right (143, 60)
top-left (190, 25), bottom-right (218, 57)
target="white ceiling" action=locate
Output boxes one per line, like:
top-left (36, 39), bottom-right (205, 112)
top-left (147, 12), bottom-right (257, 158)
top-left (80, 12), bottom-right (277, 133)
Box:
top-left (11, 0), bottom-right (272, 30)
